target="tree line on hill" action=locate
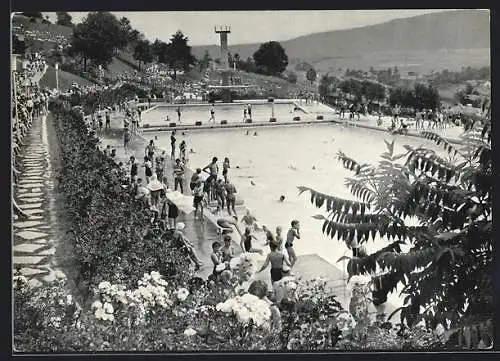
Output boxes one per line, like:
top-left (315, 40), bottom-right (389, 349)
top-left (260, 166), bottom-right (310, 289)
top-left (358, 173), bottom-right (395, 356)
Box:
top-left (319, 75), bottom-right (440, 111)
top-left (45, 11), bottom-right (293, 83)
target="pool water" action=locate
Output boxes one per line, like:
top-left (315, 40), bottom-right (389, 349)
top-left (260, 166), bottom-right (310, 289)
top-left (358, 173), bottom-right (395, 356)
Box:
top-left (142, 102), bottom-right (330, 126)
top-left (154, 123), bottom-right (447, 307)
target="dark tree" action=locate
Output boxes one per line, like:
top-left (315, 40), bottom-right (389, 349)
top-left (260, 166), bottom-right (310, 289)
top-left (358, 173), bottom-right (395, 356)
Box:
top-left (56, 12), bottom-right (73, 27)
top-left (152, 39), bottom-right (169, 64)
top-left (69, 12), bottom-right (128, 71)
top-left (165, 31), bottom-right (196, 79)
top-left (198, 50), bottom-right (212, 71)
top-left (133, 39), bottom-right (153, 70)
top-left (119, 17), bottom-right (141, 48)
top-left (306, 68), bottom-right (317, 85)
top-left (286, 71), bottom-right (298, 84)
top-left (253, 41), bottom-right (288, 76)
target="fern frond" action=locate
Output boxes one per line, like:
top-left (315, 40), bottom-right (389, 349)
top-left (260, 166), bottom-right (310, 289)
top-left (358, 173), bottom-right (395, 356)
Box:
top-left (421, 131), bottom-right (459, 157)
top-left (336, 150), bottom-right (372, 175)
top-left (298, 186), bottom-right (370, 215)
top-left (344, 177), bottom-right (376, 203)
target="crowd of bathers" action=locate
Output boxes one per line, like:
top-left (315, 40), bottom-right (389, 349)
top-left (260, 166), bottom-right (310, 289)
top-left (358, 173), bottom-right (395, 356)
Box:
top-left (12, 54), bottom-right (51, 217)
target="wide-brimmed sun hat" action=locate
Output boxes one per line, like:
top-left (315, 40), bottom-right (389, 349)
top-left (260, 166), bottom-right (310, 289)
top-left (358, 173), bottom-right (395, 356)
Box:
top-left (147, 175), bottom-right (164, 192)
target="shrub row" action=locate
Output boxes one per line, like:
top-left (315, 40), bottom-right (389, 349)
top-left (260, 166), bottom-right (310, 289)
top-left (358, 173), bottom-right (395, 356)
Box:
top-left (49, 99), bottom-right (194, 293)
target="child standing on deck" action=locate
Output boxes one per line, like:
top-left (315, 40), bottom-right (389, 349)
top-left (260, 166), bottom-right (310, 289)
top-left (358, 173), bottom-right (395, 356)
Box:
top-left (285, 220), bottom-right (300, 266)
top-left (142, 156), bottom-right (153, 183)
top-left (209, 105), bottom-right (216, 124)
top-left (180, 140), bottom-right (187, 163)
top-left (222, 157), bottom-right (230, 182)
top-left (173, 158), bottom-right (185, 194)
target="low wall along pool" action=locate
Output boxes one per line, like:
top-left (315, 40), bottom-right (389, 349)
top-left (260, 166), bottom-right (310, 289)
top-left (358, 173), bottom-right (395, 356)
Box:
top-left (141, 101), bottom-right (333, 127)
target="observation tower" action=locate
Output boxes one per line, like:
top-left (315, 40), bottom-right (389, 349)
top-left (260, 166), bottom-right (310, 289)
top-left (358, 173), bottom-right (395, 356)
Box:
top-left (210, 25), bottom-right (254, 102)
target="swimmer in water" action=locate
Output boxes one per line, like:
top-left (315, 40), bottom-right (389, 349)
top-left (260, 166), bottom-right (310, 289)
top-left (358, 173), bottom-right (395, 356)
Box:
top-left (279, 195), bottom-right (285, 202)
top-left (312, 166), bottom-right (316, 170)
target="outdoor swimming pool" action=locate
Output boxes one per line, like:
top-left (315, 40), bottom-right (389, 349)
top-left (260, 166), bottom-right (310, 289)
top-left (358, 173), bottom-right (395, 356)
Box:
top-left (155, 123), bottom-right (447, 307)
top-left (142, 101), bottom-right (335, 127)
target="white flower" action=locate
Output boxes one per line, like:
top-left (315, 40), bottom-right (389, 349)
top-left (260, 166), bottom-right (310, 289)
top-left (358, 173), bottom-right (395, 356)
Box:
top-left (91, 300), bottom-right (103, 309)
top-left (184, 328), bottom-right (197, 336)
top-left (95, 308), bottom-right (105, 319)
top-left (216, 301), bottom-right (232, 313)
top-left (176, 288), bottom-right (189, 302)
top-left (103, 302), bottom-right (114, 314)
top-left (150, 271), bottom-right (161, 281)
top-left (98, 281), bottom-right (111, 291)
top-left (236, 310), bottom-right (251, 324)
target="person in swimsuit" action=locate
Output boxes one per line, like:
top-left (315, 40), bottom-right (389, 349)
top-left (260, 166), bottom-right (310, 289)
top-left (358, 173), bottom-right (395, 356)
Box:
top-left (190, 168), bottom-right (202, 191)
top-left (221, 234), bottom-right (235, 263)
top-left (241, 210), bottom-right (258, 230)
top-left (213, 179), bottom-right (226, 211)
top-left (173, 223), bottom-right (203, 269)
top-left (167, 199), bottom-right (179, 229)
top-left (275, 226), bottom-right (284, 250)
top-left (193, 180), bottom-right (205, 219)
top-left (257, 242), bottom-right (291, 283)
top-left (145, 140), bottom-right (156, 161)
top-left (98, 110), bottom-right (103, 130)
top-left (177, 106), bottom-right (182, 123)
top-left (202, 157), bottom-right (219, 200)
top-left (128, 156), bottom-right (138, 182)
top-left (155, 153), bottom-right (165, 180)
top-left (170, 130), bottom-right (176, 159)
top-left (123, 128), bottom-right (131, 152)
top-left (216, 215), bottom-right (238, 236)
top-left (142, 156), bottom-right (153, 183)
top-left (222, 157), bottom-right (230, 182)
top-left (224, 179), bottom-right (237, 216)
top-left (173, 158), bottom-right (185, 194)
top-left (210, 241), bottom-right (225, 281)
top-left (179, 140), bottom-right (187, 163)
top-left (238, 226), bottom-right (263, 255)
top-left (131, 112), bottom-right (138, 132)
top-left (209, 105), bottom-right (215, 124)
top-left (262, 225), bottom-right (275, 246)
top-left (285, 220), bottom-right (300, 266)
top-left (243, 107), bottom-right (247, 122)
top-left (247, 104), bottom-right (252, 119)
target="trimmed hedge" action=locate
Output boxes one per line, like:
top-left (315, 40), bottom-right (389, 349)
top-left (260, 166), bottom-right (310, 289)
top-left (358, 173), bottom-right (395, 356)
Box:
top-left (49, 99), bottom-right (194, 291)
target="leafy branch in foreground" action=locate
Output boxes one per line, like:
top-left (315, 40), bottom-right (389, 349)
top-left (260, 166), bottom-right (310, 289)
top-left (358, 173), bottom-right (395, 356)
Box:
top-left (299, 123), bottom-right (492, 342)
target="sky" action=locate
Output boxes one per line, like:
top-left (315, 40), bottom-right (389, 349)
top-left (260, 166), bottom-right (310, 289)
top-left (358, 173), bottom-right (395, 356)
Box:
top-left (44, 10), bottom-right (456, 46)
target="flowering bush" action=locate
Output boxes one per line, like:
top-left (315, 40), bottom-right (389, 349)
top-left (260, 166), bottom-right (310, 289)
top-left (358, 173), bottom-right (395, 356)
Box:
top-left (216, 293), bottom-right (272, 328)
top-left (278, 278), bottom-right (344, 350)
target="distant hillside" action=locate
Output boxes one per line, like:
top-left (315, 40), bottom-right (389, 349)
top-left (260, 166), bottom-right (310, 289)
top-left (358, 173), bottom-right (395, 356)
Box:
top-left (192, 10), bottom-right (490, 70)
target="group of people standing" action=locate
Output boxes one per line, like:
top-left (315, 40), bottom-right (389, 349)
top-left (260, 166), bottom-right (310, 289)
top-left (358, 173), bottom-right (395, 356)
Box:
top-left (211, 212), bottom-right (302, 295)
